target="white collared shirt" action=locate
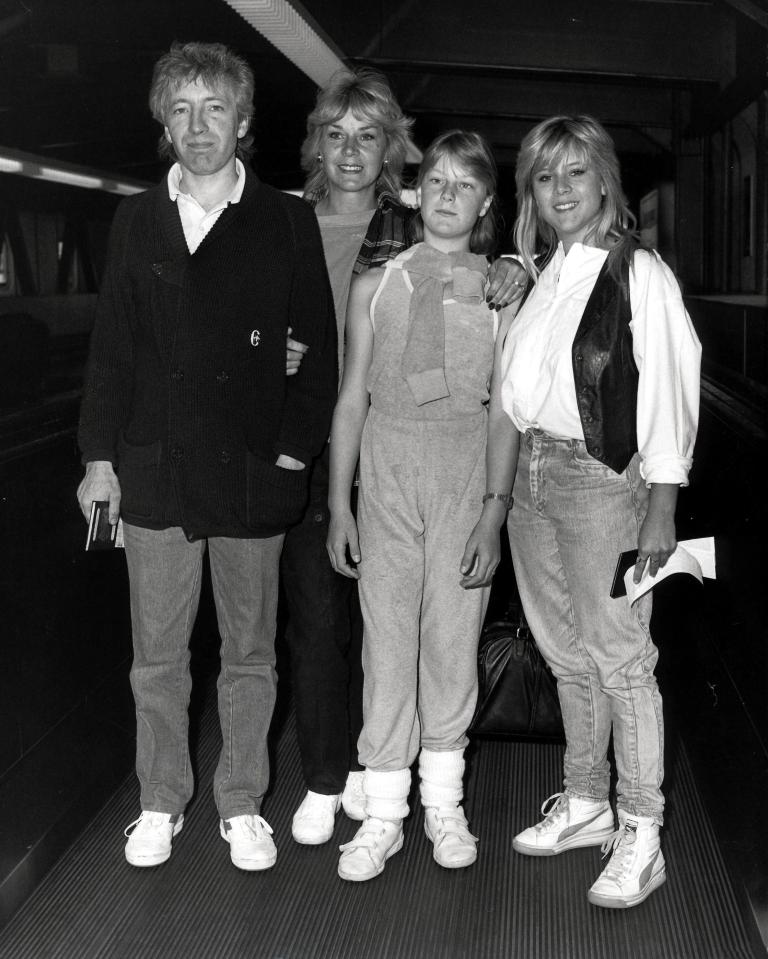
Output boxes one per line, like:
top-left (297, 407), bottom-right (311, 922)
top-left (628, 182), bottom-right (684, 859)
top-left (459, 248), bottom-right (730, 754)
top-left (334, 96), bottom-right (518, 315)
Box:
top-left (167, 159), bottom-right (245, 253)
top-left (500, 242), bottom-right (701, 486)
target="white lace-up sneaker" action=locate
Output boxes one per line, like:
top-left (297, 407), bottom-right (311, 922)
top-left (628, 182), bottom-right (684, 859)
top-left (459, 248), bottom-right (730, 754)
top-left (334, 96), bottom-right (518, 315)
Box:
top-left (220, 814), bottom-right (277, 871)
top-left (513, 793), bottom-right (615, 856)
top-left (588, 813), bottom-right (666, 909)
top-left (124, 811), bottom-right (184, 867)
top-left (341, 771), bottom-right (366, 821)
top-left (424, 805), bottom-right (478, 869)
top-left (337, 817), bottom-right (404, 882)
top-left (291, 791), bottom-right (341, 844)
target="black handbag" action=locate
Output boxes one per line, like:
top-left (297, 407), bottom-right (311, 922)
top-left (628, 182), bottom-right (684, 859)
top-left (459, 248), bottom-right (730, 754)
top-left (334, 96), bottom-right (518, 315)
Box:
top-left (470, 606), bottom-right (564, 740)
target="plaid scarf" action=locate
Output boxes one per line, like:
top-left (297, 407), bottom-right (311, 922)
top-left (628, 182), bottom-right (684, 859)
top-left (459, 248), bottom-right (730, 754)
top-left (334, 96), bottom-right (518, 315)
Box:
top-left (352, 191), bottom-right (413, 275)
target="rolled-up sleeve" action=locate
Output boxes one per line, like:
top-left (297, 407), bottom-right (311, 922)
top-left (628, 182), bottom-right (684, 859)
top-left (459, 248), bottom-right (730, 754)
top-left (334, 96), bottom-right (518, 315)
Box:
top-left (629, 250), bottom-right (702, 486)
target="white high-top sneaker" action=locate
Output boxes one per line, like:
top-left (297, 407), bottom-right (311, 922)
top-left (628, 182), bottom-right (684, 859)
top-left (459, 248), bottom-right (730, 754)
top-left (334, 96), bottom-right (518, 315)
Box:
top-left (513, 793), bottom-right (615, 856)
top-left (588, 811), bottom-right (666, 908)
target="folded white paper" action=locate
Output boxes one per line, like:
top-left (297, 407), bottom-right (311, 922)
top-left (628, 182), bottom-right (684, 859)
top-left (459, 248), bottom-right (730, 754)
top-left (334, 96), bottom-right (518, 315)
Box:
top-left (625, 536), bottom-right (716, 606)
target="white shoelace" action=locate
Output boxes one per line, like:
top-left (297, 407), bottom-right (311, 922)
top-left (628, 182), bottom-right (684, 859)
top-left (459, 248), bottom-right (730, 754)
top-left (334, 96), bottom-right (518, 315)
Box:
top-left (599, 824), bottom-right (637, 879)
top-left (534, 792), bottom-right (568, 832)
top-left (124, 812), bottom-right (172, 838)
top-left (230, 814), bottom-right (273, 839)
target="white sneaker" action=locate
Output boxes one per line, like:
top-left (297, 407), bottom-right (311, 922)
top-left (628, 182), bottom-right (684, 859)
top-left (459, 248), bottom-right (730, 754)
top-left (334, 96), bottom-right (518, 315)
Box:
top-left (337, 817), bottom-right (404, 882)
top-left (341, 771), bottom-right (366, 821)
top-left (124, 811), bottom-right (184, 867)
top-left (220, 814), bottom-right (277, 871)
top-left (588, 813), bottom-right (666, 909)
top-left (291, 791), bottom-right (341, 844)
top-left (424, 806), bottom-right (478, 869)
top-left (513, 793), bottom-right (615, 856)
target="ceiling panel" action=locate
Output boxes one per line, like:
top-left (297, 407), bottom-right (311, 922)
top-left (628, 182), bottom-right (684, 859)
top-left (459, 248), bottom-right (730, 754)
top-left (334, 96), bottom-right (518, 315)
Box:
top-left (0, 0), bottom-right (761, 202)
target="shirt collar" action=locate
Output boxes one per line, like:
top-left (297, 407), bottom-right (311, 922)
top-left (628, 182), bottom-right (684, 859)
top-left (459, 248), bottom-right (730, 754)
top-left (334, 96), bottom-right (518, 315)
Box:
top-left (166, 158), bottom-right (246, 205)
top-left (554, 240), bottom-right (609, 267)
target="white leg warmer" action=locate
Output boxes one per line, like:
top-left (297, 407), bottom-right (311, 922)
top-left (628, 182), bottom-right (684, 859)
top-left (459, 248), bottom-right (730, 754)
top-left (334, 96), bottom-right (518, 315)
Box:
top-left (363, 768), bottom-right (411, 821)
top-left (419, 749), bottom-right (465, 808)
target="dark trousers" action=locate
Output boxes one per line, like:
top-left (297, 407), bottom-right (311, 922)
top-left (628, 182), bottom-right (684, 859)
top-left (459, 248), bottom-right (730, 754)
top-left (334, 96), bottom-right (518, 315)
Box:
top-left (281, 444), bottom-right (364, 795)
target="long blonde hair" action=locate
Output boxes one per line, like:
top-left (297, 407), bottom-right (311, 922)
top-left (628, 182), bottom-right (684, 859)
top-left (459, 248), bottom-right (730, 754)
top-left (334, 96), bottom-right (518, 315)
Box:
top-left (514, 115), bottom-right (638, 281)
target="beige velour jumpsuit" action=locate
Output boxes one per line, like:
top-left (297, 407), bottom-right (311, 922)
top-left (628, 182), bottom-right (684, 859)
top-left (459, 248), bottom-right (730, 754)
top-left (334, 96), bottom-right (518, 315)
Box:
top-left (356, 242), bottom-right (498, 773)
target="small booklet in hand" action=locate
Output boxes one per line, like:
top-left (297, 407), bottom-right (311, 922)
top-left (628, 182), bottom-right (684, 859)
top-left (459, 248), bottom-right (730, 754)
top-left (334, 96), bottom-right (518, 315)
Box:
top-left (85, 501), bottom-right (124, 551)
top-left (610, 549), bottom-right (638, 598)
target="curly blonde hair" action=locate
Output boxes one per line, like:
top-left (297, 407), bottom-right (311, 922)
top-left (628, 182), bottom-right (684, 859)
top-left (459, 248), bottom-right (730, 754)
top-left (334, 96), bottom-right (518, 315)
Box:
top-left (301, 67), bottom-right (414, 203)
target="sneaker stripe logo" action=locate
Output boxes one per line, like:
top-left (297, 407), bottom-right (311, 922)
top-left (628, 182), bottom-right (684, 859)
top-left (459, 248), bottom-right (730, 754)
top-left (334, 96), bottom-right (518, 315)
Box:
top-left (639, 850), bottom-right (660, 888)
top-left (560, 811), bottom-right (606, 841)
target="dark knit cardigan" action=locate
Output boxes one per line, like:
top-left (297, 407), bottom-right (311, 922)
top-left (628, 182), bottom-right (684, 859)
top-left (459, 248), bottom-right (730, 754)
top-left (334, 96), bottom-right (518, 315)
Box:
top-left (78, 168), bottom-right (338, 539)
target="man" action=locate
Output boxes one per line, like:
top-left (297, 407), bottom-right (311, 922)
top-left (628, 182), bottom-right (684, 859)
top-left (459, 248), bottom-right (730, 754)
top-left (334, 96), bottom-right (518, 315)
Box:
top-left (76, 42), bottom-right (337, 872)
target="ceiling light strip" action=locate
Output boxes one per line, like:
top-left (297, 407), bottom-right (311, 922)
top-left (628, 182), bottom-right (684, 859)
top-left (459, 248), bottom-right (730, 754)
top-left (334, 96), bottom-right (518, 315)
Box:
top-left (0, 147), bottom-right (150, 195)
top-left (221, 0), bottom-right (346, 87)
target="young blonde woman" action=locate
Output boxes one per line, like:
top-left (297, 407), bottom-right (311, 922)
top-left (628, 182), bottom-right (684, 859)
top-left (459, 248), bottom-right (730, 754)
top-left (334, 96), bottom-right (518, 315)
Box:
top-left (472, 115), bottom-right (701, 908)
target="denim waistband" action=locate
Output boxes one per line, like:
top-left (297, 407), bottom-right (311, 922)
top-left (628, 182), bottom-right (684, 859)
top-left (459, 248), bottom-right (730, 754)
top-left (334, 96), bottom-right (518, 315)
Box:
top-left (523, 427), bottom-right (587, 450)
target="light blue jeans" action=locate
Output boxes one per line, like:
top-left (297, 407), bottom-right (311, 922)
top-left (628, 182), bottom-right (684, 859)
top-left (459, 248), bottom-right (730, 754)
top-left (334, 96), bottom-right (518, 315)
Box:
top-left (508, 430), bottom-right (664, 823)
top-left (123, 524), bottom-right (284, 820)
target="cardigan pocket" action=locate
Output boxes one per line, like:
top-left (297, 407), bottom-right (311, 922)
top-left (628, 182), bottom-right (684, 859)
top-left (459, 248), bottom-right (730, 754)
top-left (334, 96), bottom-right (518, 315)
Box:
top-left (246, 453), bottom-right (309, 532)
top-left (117, 434), bottom-right (161, 518)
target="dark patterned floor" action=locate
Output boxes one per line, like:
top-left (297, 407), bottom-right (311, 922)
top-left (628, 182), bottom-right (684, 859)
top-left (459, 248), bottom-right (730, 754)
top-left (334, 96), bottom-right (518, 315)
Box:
top-left (0, 684), bottom-right (756, 959)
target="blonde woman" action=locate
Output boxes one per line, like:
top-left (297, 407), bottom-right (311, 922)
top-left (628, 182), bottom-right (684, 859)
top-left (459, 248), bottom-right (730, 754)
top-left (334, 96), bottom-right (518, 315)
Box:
top-left (472, 115), bottom-right (701, 908)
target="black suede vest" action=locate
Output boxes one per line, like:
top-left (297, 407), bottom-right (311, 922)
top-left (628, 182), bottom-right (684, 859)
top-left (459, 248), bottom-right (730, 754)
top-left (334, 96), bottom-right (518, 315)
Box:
top-left (571, 256), bottom-right (638, 473)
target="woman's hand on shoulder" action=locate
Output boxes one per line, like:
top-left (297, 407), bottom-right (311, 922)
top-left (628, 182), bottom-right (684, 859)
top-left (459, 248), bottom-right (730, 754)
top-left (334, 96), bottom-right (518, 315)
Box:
top-left (486, 257), bottom-right (527, 310)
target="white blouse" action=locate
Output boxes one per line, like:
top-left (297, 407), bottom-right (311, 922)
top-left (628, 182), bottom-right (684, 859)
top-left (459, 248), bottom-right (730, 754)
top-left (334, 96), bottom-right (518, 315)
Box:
top-left (500, 242), bottom-right (701, 486)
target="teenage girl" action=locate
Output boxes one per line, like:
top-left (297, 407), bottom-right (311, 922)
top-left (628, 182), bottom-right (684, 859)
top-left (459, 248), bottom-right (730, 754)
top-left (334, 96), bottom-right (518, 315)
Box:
top-left (327, 130), bottom-right (509, 881)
